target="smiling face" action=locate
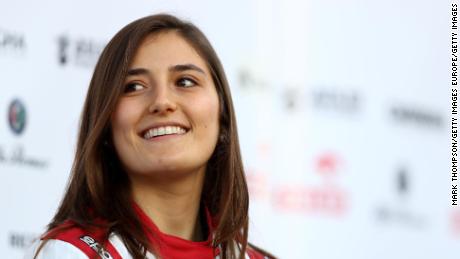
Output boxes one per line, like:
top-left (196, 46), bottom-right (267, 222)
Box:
top-left (110, 31), bottom-right (220, 179)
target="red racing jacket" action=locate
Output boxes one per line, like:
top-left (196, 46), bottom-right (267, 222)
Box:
top-left (25, 204), bottom-right (267, 259)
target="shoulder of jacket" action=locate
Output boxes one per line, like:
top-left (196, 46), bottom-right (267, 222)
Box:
top-left (24, 239), bottom-right (88, 259)
top-left (29, 224), bottom-right (123, 259)
top-left (228, 241), bottom-right (270, 259)
top-left (246, 244), bottom-right (273, 259)
top-left (246, 247), bottom-right (268, 259)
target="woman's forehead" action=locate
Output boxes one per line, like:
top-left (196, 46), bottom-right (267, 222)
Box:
top-left (129, 31), bottom-right (209, 74)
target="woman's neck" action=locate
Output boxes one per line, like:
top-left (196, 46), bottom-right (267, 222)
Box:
top-left (130, 168), bottom-right (206, 241)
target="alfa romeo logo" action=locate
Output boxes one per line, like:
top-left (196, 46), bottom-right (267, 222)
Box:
top-left (8, 99), bottom-right (26, 135)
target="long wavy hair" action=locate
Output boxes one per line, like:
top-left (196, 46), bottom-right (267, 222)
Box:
top-left (37, 14), bottom-right (254, 258)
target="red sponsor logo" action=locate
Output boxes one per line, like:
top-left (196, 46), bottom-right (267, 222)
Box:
top-left (273, 185), bottom-right (347, 215)
top-left (451, 210), bottom-right (460, 237)
top-left (246, 168), bottom-right (269, 199)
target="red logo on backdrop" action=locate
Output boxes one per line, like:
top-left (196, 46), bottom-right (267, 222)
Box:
top-left (273, 151), bottom-right (349, 216)
top-left (317, 151), bottom-right (342, 176)
top-left (246, 142), bottom-right (272, 200)
top-left (246, 168), bottom-right (269, 199)
top-left (274, 185), bottom-right (347, 215)
top-left (451, 210), bottom-right (460, 237)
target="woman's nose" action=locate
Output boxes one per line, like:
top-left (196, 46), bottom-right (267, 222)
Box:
top-left (148, 84), bottom-right (177, 114)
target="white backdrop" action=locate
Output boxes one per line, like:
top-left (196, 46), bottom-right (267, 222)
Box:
top-left (0, 0), bottom-right (456, 258)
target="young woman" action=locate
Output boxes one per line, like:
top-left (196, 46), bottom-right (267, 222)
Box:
top-left (26, 14), bottom-right (275, 259)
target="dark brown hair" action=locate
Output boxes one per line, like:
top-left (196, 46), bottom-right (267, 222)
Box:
top-left (36, 14), bottom-right (273, 259)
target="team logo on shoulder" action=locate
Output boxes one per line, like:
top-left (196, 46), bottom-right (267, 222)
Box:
top-left (79, 235), bottom-right (113, 259)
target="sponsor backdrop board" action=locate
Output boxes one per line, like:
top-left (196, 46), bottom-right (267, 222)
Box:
top-left (0, 0), bottom-right (455, 258)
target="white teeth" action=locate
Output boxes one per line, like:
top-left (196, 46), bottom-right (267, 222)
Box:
top-left (143, 126), bottom-right (187, 139)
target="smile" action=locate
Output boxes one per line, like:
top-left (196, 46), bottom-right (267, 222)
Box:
top-left (143, 126), bottom-right (187, 140)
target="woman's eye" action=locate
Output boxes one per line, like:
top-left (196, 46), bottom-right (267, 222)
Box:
top-left (176, 77), bottom-right (197, 88)
top-left (124, 83), bottom-right (145, 93)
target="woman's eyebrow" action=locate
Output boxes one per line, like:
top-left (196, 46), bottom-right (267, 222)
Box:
top-left (127, 68), bottom-right (150, 76)
top-left (126, 64), bottom-right (205, 77)
top-left (169, 63), bottom-right (205, 74)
